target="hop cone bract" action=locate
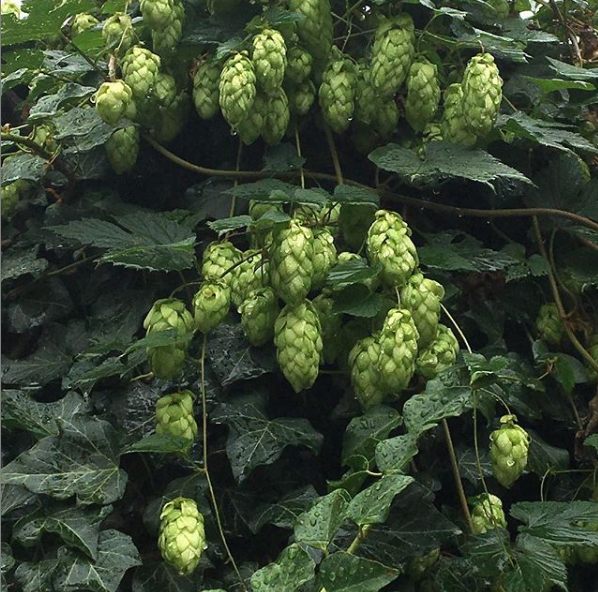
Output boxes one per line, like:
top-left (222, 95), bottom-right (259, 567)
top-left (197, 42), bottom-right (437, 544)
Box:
top-left (219, 52), bottom-right (257, 129)
top-left (441, 83), bottom-right (478, 146)
top-left (416, 323), bottom-right (459, 380)
top-left (155, 390), bottom-right (198, 441)
top-left (349, 335), bottom-right (388, 409)
top-left (471, 494), bottom-right (507, 534)
top-left (535, 303), bottom-right (564, 346)
top-left (288, 0), bottom-right (333, 66)
top-left (287, 80), bottom-right (316, 116)
top-left (286, 45), bottom-right (313, 83)
top-left (201, 241), bottom-right (242, 285)
top-left (102, 13), bottom-right (135, 52)
top-left (312, 293), bottom-right (343, 364)
top-left (405, 57), bottom-right (440, 132)
top-left (193, 60), bottom-right (221, 119)
top-left (239, 287), bottom-right (280, 346)
top-left (490, 415), bottom-right (530, 488)
top-left (106, 126), bottom-right (139, 174)
top-left (193, 281), bottom-right (231, 334)
top-left (262, 88), bottom-right (290, 145)
top-left (95, 80), bottom-right (134, 126)
top-left (319, 49), bottom-right (356, 134)
top-left (230, 250), bottom-right (269, 309)
top-left (311, 228), bottom-right (337, 290)
top-left (252, 28), bottom-right (287, 93)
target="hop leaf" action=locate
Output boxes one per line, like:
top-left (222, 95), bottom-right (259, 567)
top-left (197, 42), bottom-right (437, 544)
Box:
top-left (155, 391), bottom-right (198, 441)
top-left (490, 414), bottom-right (530, 488)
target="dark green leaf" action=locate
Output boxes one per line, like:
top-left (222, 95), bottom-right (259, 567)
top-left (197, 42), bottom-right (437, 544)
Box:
top-left (52, 108), bottom-right (115, 152)
top-left (546, 57), bottom-right (598, 81)
top-left (317, 552), bottom-right (399, 592)
top-left (207, 215), bottom-right (252, 234)
top-left (375, 433), bottom-right (419, 474)
top-left (14, 558), bottom-right (57, 592)
top-left (333, 185), bottom-right (379, 205)
top-left (250, 543), bottom-right (316, 592)
top-left (326, 259), bottom-right (378, 287)
top-left (526, 430), bottom-right (569, 476)
top-left (123, 433), bottom-right (191, 455)
top-left (1, 153), bottom-right (47, 186)
top-left (332, 284), bottom-right (383, 318)
top-left (1, 246), bottom-right (49, 283)
top-left (28, 83), bottom-right (96, 122)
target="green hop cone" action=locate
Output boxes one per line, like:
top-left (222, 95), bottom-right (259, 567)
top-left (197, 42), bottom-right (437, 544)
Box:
top-left (274, 300), bottom-right (323, 392)
top-left (106, 126), bottom-right (140, 174)
top-left (400, 272), bottom-right (445, 348)
top-left (151, 89), bottom-right (190, 144)
top-left (423, 122), bottom-right (443, 143)
top-left (535, 303), bottom-right (564, 346)
top-left (440, 83), bottom-right (477, 147)
top-left (471, 493), bottom-right (507, 534)
top-left (140, 0), bottom-right (173, 30)
top-left (285, 45), bottom-right (313, 83)
top-left (121, 46), bottom-right (161, 102)
top-left (270, 220), bottom-right (314, 304)
top-left (193, 59), bottom-right (221, 120)
top-left (143, 298), bottom-right (195, 379)
top-left (1, 180), bottom-right (30, 219)
top-left (152, 0), bottom-right (184, 55)
top-left (158, 497), bottom-right (206, 576)
top-left (261, 88), bottom-right (290, 145)
top-left (355, 66), bottom-right (377, 126)
top-left (155, 390), bottom-right (198, 441)
top-left (366, 210), bottom-right (418, 288)
top-left (349, 335), bottom-right (389, 409)
top-left (370, 14), bottom-right (415, 97)
top-left (288, 0), bottom-right (333, 66)
top-left (287, 80), bottom-right (316, 116)
top-left (405, 57), bottom-right (441, 132)
top-left (585, 334), bottom-right (598, 382)
top-left (201, 241), bottom-right (242, 285)
top-left (71, 13), bottom-right (99, 36)
top-left (406, 548), bottom-right (440, 580)
top-left (312, 293), bottom-right (343, 364)
top-left (32, 124), bottom-right (58, 154)
top-left (339, 204), bottom-right (376, 252)
top-left (219, 52), bottom-right (257, 129)
top-left (311, 228), bottom-right (337, 290)
top-left (1, 0), bottom-right (20, 16)
top-left (373, 97), bottom-right (399, 138)
top-left (239, 287), bottom-right (280, 346)
top-left (95, 80), bottom-right (134, 126)
top-left (319, 48), bottom-right (357, 134)
top-left (237, 92), bottom-right (268, 146)
top-left (462, 53), bottom-right (503, 137)
top-left (252, 28), bottom-right (287, 93)
top-left (230, 250), bottom-right (269, 309)
top-left (416, 323), bottom-right (459, 380)
top-left (102, 13), bottom-right (135, 53)
top-left (490, 414), bottom-right (530, 488)
top-left (193, 281), bottom-right (231, 334)
top-left (377, 308), bottom-right (419, 393)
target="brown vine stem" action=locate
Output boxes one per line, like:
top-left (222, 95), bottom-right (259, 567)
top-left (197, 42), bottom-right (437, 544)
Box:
top-left (548, 0), bottom-right (584, 66)
top-left (199, 335), bottom-right (248, 592)
top-left (1, 132), bottom-right (53, 160)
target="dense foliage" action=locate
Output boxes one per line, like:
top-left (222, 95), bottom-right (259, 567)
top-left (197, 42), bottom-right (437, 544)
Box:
top-left (2, 1), bottom-right (598, 592)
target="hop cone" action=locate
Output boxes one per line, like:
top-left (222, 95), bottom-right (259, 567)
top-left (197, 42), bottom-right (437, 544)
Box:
top-left (286, 45), bottom-right (313, 83)
top-left (102, 13), bottom-right (135, 52)
top-left (406, 548), bottom-right (440, 580)
top-left (143, 298), bottom-right (195, 379)
top-left (423, 122), bottom-right (443, 143)
top-left (339, 204), bottom-right (376, 251)
top-left (373, 98), bottom-right (399, 138)
top-left (1, 180), bottom-right (28, 218)
top-left (405, 57), bottom-right (440, 132)
top-left (152, 0), bottom-right (184, 55)
top-left (370, 14), bottom-right (415, 97)
top-left (140, 0), bottom-right (173, 30)
top-left (239, 287), bottom-right (280, 346)
top-left (535, 303), bottom-right (564, 346)
top-left (355, 67), bottom-right (377, 126)
top-left (249, 200), bottom-right (283, 220)
top-left (270, 220), bottom-right (314, 304)
top-left (416, 324), bottom-right (459, 380)
top-left (158, 498), bottom-right (206, 576)
top-left (201, 241), bottom-right (242, 285)
top-left (366, 210), bottom-right (418, 288)
top-left (230, 250), bottom-right (269, 309)
top-left (349, 335), bottom-right (388, 409)
top-left (490, 415), bottom-right (530, 488)
top-left (155, 391), bottom-right (198, 441)
top-left (95, 80), bottom-right (134, 126)
top-left (262, 88), bottom-right (290, 145)
top-left (151, 91), bottom-right (189, 144)
top-left (471, 493), bottom-right (507, 534)
top-left (288, 0), bottom-right (333, 65)
top-left (193, 60), bottom-right (221, 119)
top-left (287, 80), bottom-right (316, 116)
top-left (219, 52), bottom-right (257, 128)
top-left (462, 53), bottom-right (503, 137)
top-left (71, 13), bottom-right (99, 36)
top-left (121, 46), bottom-right (161, 101)
top-left (319, 49), bottom-right (357, 134)
top-left (586, 334), bottom-right (598, 382)
top-left (400, 272), bottom-right (445, 348)
top-left (440, 84), bottom-right (477, 147)
top-left (193, 281), bottom-right (231, 334)
top-left (237, 92), bottom-right (268, 145)
top-left (32, 124), bottom-right (58, 154)
top-left (274, 300), bottom-right (323, 392)
top-left (311, 228), bottom-right (337, 290)
top-left (252, 28), bottom-right (287, 92)
top-left (377, 308), bottom-right (419, 392)
top-left (106, 126), bottom-right (139, 174)
top-left (312, 294), bottom-right (343, 364)
top-left (1, 0), bottom-right (20, 16)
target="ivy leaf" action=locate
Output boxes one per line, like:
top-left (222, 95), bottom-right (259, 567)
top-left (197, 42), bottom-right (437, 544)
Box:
top-left (316, 552), bottom-right (399, 592)
top-left (53, 529), bottom-right (141, 592)
top-left (250, 543), bottom-right (316, 592)
top-left (14, 558), bottom-right (57, 592)
top-left (122, 433), bottom-right (192, 455)
top-left (1, 246), bottom-right (49, 283)
top-left (526, 430), bottom-right (569, 476)
top-left (375, 433), bottom-right (419, 474)
top-left (211, 392), bottom-right (323, 482)
top-left (28, 83), bottom-right (96, 122)
top-left (294, 490), bottom-right (351, 552)
top-left (131, 562), bottom-right (199, 592)
top-left (1, 153), bottom-right (48, 186)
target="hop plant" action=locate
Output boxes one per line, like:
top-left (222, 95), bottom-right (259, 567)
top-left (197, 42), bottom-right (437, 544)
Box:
top-left (230, 250), bottom-right (269, 309)
top-left (462, 53), bottom-right (503, 137)
top-left (270, 220), bottom-right (314, 305)
top-left (143, 298), bottom-right (195, 380)
top-left (152, 0), bottom-right (184, 55)
top-left (312, 294), bottom-right (343, 364)
top-left (274, 300), bottom-right (323, 392)
top-left (193, 281), bottom-right (231, 334)
top-left (400, 272), bottom-right (445, 348)
top-left (219, 52), bottom-right (257, 129)
top-left (339, 204), bottom-right (376, 252)
top-left (158, 498), bottom-right (206, 576)
top-left (355, 66), bottom-right (377, 126)
top-left (262, 88), bottom-right (290, 145)
top-left (373, 97), bottom-right (399, 138)
top-left (349, 335), bottom-right (388, 409)
top-left (405, 548), bottom-right (440, 580)
top-left (471, 494), bottom-right (507, 534)
top-left (252, 28), bottom-right (287, 93)
top-left (71, 13), bottom-right (99, 36)
top-left (288, 0), bottom-right (333, 66)
top-left (319, 49), bottom-right (357, 134)
top-left (102, 13), bottom-right (135, 52)
top-left (366, 210), bottom-right (418, 288)
top-left (155, 390), bottom-right (198, 441)
top-left (405, 57), bottom-right (441, 132)
top-left (31, 124), bottom-right (58, 154)
top-left (140, 0), bottom-right (173, 30)
top-left (239, 287), bottom-right (280, 346)
top-left (490, 415), bottom-right (530, 488)
top-left (201, 241), bottom-right (242, 285)
top-left (535, 303), bottom-right (564, 346)
top-left (440, 83), bottom-right (478, 147)
top-left (416, 323), bottom-right (459, 379)
top-left (377, 308), bottom-right (419, 392)
top-left (285, 45), bottom-right (313, 83)
top-left (106, 126), bottom-right (140, 174)
top-left (237, 92), bottom-right (268, 145)
top-left (311, 229), bottom-right (337, 290)
top-left (1, 180), bottom-right (29, 218)
top-left (193, 60), bottom-right (221, 120)
top-left (249, 200), bottom-right (283, 220)
top-left (150, 76), bottom-right (190, 143)
top-left (287, 80), bottom-right (316, 116)
top-left (121, 46), bottom-right (161, 102)
top-left (95, 80), bottom-right (135, 126)
top-left (370, 14), bottom-right (415, 97)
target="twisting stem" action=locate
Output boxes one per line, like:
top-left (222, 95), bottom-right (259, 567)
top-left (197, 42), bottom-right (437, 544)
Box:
top-left (441, 303), bottom-right (472, 354)
top-left (1, 132), bottom-right (53, 160)
top-left (324, 123), bottom-right (344, 185)
top-left (199, 335), bottom-right (248, 591)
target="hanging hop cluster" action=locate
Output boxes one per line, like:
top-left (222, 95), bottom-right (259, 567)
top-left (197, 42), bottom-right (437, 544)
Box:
top-left (490, 415), bottom-right (530, 488)
top-left (155, 391), bottom-right (198, 442)
top-left (471, 494), bottom-right (508, 534)
top-left (535, 302), bottom-right (564, 346)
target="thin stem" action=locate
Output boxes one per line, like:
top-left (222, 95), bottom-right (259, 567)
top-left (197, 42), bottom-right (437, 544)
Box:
top-left (441, 303), bottom-right (472, 354)
top-left (347, 524), bottom-right (372, 554)
top-left (229, 140), bottom-right (243, 218)
top-left (295, 125), bottom-right (306, 190)
top-left (200, 335), bottom-right (248, 591)
top-left (1, 132), bottom-right (53, 160)
top-left (324, 123), bottom-right (344, 185)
